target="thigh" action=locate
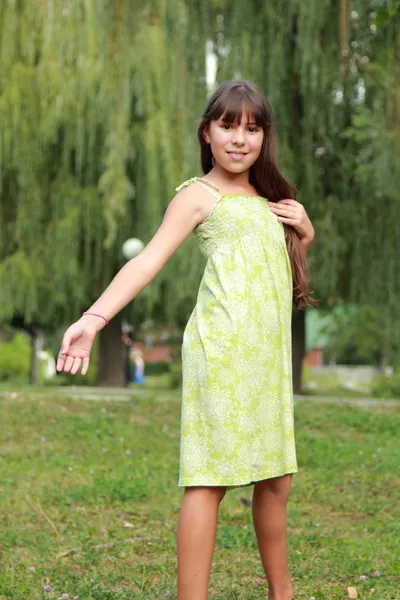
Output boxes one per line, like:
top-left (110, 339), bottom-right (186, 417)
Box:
top-left (184, 485), bottom-right (227, 504)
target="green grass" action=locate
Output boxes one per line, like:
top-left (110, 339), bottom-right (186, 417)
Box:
top-left (302, 387), bottom-right (373, 399)
top-left (0, 387), bottom-right (399, 599)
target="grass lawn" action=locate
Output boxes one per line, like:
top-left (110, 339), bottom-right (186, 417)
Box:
top-left (0, 387), bottom-right (399, 599)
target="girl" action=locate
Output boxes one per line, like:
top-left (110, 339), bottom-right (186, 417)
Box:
top-left (57, 80), bottom-right (316, 600)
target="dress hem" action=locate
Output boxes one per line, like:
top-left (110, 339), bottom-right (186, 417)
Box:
top-left (178, 467), bottom-right (298, 489)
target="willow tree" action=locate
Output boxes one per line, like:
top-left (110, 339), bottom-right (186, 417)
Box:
top-left (2, 1), bottom-right (398, 390)
top-left (208, 0), bottom-right (400, 389)
top-left (338, 1), bottom-right (400, 368)
top-left (0, 0), bottom-right (211, 385)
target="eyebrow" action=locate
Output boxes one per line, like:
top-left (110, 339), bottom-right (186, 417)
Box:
top-left (220, 117), bottom-right (259, 126)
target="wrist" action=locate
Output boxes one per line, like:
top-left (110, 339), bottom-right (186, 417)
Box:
top-left (80, 313), bottom-right (108, 333)
top-left (300, 230), bottom-right (314, 246)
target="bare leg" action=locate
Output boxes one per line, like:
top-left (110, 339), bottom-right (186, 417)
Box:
top-left (252, 474), bottom-right (294, 600)
top-left (177, 485), bottom-right (227, 600)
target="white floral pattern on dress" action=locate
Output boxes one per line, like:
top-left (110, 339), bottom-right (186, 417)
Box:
top-left (177, 179), bottom-right (298, 489)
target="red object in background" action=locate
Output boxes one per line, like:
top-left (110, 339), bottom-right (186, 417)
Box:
top-left (134, 341), bottom-right (170, 363)
top-left (136, 343), bottom-right (323, 366)
top-left (303, 347), bottom-right (323, 367)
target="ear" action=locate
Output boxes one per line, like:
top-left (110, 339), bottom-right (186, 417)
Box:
top-left (203, 124), bottom-right (211, 144)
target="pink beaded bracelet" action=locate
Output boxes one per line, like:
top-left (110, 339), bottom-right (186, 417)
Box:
top-left (82, 311), bottom-right (109, 325)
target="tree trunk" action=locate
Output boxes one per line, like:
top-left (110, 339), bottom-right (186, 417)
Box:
top-left (340, 0), bottom-right (350, 78)
top-left (30, 327), bottom-right (43, 385)
top-left (292, 309), bottom-right (306, 395)
top-left (97, 312), bottom-right (127, 387)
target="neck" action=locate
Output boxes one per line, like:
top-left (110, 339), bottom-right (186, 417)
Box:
top-left (206, 164), bottom-right (251, 189)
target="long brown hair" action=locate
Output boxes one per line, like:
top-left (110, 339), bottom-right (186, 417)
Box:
top-left (197, 80), bottom-right (317, 309)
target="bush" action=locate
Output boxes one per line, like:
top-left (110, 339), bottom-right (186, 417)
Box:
top-left (0, 334), bottom-right (66, 384)
top-left (145, 361), bottom-right (171, 376)
top-left (370, 373), bottom-right (400, 399)
top-left (0, 333), bottom-right (31, 383)
top-left (169, 361), bottom-right (182, 389)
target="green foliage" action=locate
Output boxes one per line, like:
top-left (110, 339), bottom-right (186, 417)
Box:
top-left (211, 1), bottom-right (400, 362)
top-left (168, 361), bottom-right (183, 389)
top-left (143, 361), bottom-right (171, 376)
top-left (371, 372), bottom-right (400, 399)
top-left (373, 0), bottom-right (400, 27)
top-left (0, 333), bottom-right (30, 382)
top-left (319, 305), bottom-right (392, 365)
top-left (0, 0), bottom-right (209, 331)
top-left (0, 329), bottom-right (98, 386)
top-left (1, 0), bottom-right (400, 371)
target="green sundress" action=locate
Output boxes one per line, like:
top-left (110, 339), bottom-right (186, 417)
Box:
top-left (176, 176), bottom-right (298, 489)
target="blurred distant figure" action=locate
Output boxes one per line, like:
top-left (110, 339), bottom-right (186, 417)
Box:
top-left (131, 347), bottom-right (145, 383)
top-left (122, 331), bottom-right (145, 383)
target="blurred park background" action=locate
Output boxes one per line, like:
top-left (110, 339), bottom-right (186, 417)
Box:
top-left (1, 0), bottom-right (400, 398)
top-left (0, 2), bottom-right (400, 599)
top-left (1, 0), bottom-right (400, 397)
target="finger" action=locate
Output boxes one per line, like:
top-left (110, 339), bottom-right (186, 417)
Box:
top-left (81, 357), bottom-right (90, 376)
top-left (60, 331), bottom-right (73, 355)
top-left (56, 354), bottom-right (66, 372)
top-left (277, 216), bottom-right (298, 225)
top-left (268, 201), bottom-right (291, 209)
top-left (272, 206), bottom-right (297, 215)
top-left (70, 357), bottom-right (81, 375)
top-left (271, 205), bottom-right (297, 217)
top-left (278, 198), bottom-right (301, 205)
top-left (63, 355), bottom-right (75, 373)
top-left (271, 199), bottom-right (299, 208)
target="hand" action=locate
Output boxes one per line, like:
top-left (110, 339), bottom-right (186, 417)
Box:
top-left (268, 199), bottom-right (315, 245)
top-left (57, 317), bottom-right (99, 376)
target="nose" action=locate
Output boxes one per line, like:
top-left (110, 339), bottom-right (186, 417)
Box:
top-left (232, 128), bottom-right (245, 145)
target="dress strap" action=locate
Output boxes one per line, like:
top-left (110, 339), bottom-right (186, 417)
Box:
top-left (175, 176), bottom-right (221, 199)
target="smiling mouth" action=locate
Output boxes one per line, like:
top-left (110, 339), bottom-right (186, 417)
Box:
top-left (226, 151), bottom-right (248, 159)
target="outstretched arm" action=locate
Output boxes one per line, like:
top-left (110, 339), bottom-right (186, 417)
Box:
top-left (83, 187), bottom-right (203, 332)
top-left (57, 184), bottom-right (212, 375)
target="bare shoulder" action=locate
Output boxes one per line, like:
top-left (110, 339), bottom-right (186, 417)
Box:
top-left (134, 181), bottom-right (215, 277)
top-left (130, 178), bottom-right (220, 279)
top-left (172, 180), bottom-right (218, 223)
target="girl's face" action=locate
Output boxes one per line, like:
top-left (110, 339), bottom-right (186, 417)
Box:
top-left (204, 112), bottom-right (264, 174)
